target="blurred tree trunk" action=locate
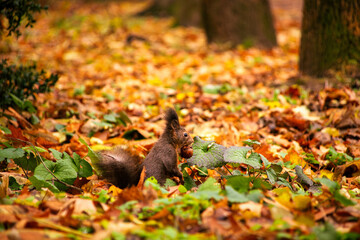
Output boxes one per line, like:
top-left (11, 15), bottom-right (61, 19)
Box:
top-left (201, 0), bottom-right (277, 49)
top-left (138, 0), bottom-right (202, 27)
top-left (137, 0), bottom-right (173, 17)
top-left (299, 0), bottom-right (360, 77)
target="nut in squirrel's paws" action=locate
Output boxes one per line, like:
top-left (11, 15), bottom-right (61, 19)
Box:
top-left (180, 145), bottom-right (193, 159)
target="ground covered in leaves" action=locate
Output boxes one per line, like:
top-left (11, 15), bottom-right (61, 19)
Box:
top-left (1, 1), bottom-right (360, 239)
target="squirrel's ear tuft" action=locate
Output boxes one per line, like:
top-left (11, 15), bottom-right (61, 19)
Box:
top-left (165, 108), bottom-right (180, 130)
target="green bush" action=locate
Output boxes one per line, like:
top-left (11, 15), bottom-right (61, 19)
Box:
top-left (0, 59), bottom-right (59, 111)
top-left (1, 0), bottom-right (47, 37)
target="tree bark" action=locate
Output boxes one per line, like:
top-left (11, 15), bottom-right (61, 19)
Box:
top-left (201, 0), bottom-right (277, 49)
top-left (299, 0), bottom-right (360, 77)
top-left (137, 0), bottom-right (202, 27)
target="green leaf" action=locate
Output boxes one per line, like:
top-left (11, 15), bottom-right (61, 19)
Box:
top-left (29, 175), bottom-right (60, 193)
top-left (49, 148), bottom-right (63, 160)
top-left (260, 154), bottom-right (270, 168)
top-left (9, 93), bottom-right (24, 108)
top-left (225, 186), bottom-right (249, 203)
top-left (97, 189), bottom-right (110, 203)
top-left (13, 154), bottom-right (38, 172)
top-left (187, 136), bottom-right (226, 169)
top-left (79, 159), bottom-right (93, 178)
top-left (333, 191), bottom-right (356, 206)
top-left (252, 178), bottom-right (272, 190)
top-left (178, 185), bottom-right (187, 193)
top-left (224, 146), bottom-right (262, 169)
top-left (79, 138), bottom-right (100, 167)
top-left (247, 189), bottom-right (263, 202)
top-left (277, 178), bottom-right (294, 191)
top-left (0, 148), bottom-right (25, 159)
top-left (103, 113), bottom-right (117, 123)
top-left (182, 169), bottom-right (197, 190)
top-left (0, 126), bottom-right (12, 134)
top-left (314, 178), bottom-right (339, 193)
top-left (22, 146), bottom-right (48, 153)
top-left (165, 178), bottom-right (177, 188)
top-left (191, 177), bottom-right (223, 201)
top-left (266, 168), bottom-right (277, 184)
top-left (242, 139), bottom-right (260, 146)
top-left (34, 160), bottom-right (77, 191)
top-left (118, 111), bottom-right (132, 126)
top-left (226, 175), bottom-right (250, 193)
top-left (198, 177), bottom-right (219, 192)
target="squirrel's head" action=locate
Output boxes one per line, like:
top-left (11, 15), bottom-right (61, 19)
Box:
top-left (164, 108), bottom-right (193, 147)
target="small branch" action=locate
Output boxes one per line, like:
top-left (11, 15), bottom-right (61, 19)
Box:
top-left (189, 167), bottom-right (202, 183)
top-left (6, 137), bottom-right (83, 193)
top-left (223, 165), bottom-right (232, 175)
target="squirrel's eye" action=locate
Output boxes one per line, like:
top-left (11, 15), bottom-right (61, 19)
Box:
top-left (184, 133), bottom-right (188, 137)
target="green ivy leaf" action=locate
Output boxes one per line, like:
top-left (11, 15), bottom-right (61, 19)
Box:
top-left (22, 146), bottom-right (48, 153)
top-left (29, 175), bottom-right (60, 193)
top-left (34, 160), bottom-right (77, 191)
top-left (226, 175), bottom-right (250, 193)
top-left (0, 148), bottom-right (25, 159)
top-left (260, 154), bottom-right (270, 168)
top-left (333, 191), bottom-right (356, 206)
top-left (242, 139), bottom-right (260, 146)
top-left (180, 165), bottom-right (197, 190)
top-left (79, 138), bottom-right (100, 168)
top-left (252, 178), bottom-right (272, 190)
top-left (314, 178), bottom-right (339, 193)
top-left (266, 168), bottom-right (277, 184)
top-left (49, 148), bottom-right (63, 160)
top-left (79, 159), bottom-right (93, 178)
top-left (191, 177), bottom-right (223, 201)
top-left (13, 154), bottom-right (38, 172)
top-left (277, 178), bottom-right (294, 191)
top-left (225, 186), bottom-right (249, 203)
top-left (187, 136), bottom-right (226, 169)
top-left (165, 178), bottom-right (177, 188)
top-left (224, 146), bottom-right (262, 169)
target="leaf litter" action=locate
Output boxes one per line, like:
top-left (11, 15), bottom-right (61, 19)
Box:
top-left (0, 1), bottom-right (360, 239)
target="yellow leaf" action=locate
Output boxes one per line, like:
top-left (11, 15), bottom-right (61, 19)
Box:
top-left (293, 195), bottom-right (311, 211)
top-left (91, 144), bottom-right (112, 152)
top-left (273, 187), bottom-right (292, 209)
top-left (147, 77), bottom-right (162, 86)
top-left (319, 169), bottom-right (333, 180)
top-left (109, 185), bottom-right (122, 196)
top-left (285, 149), bottom-right (306, 167)
top-left (321, 127), bottom-right (340, 137)
top-left (176, 92), bottom-right (186, 101)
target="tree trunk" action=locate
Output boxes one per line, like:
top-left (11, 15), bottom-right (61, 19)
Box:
top-left (172, 0), bottom-right (202, 27)
top-left (299, 0), bottom-right (360, 77)
top-left (138, 0), bottom-right (202, 27)
top-left (201, 0), bottom-right (277, 49)
top-left (137, 0), bottom-right (174, 17)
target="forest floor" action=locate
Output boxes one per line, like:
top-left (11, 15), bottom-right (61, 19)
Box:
top-left (1, 1), bottom-right (360, 239)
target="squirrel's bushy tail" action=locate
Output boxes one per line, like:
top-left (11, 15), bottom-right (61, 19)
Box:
top-left (165, 108), bottom-right (180, 131)
top-left (96, 148), bottom-right (143, 189)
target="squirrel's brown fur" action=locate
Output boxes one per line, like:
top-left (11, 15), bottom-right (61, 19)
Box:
top-left (96, 108), bottom-right (193, 188)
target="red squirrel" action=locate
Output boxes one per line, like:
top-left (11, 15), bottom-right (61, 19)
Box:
top-left (96, 108), bottom-right (194, 188)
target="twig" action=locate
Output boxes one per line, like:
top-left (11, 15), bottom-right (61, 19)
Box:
top-left (5, 136), bottom-right (83, 193)
top-left (20, 165), bottom-right (29, 179)
top-left (189, 167), bottom-right (202, 183)
top-left (223, 165), bottom-right (232, 175)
